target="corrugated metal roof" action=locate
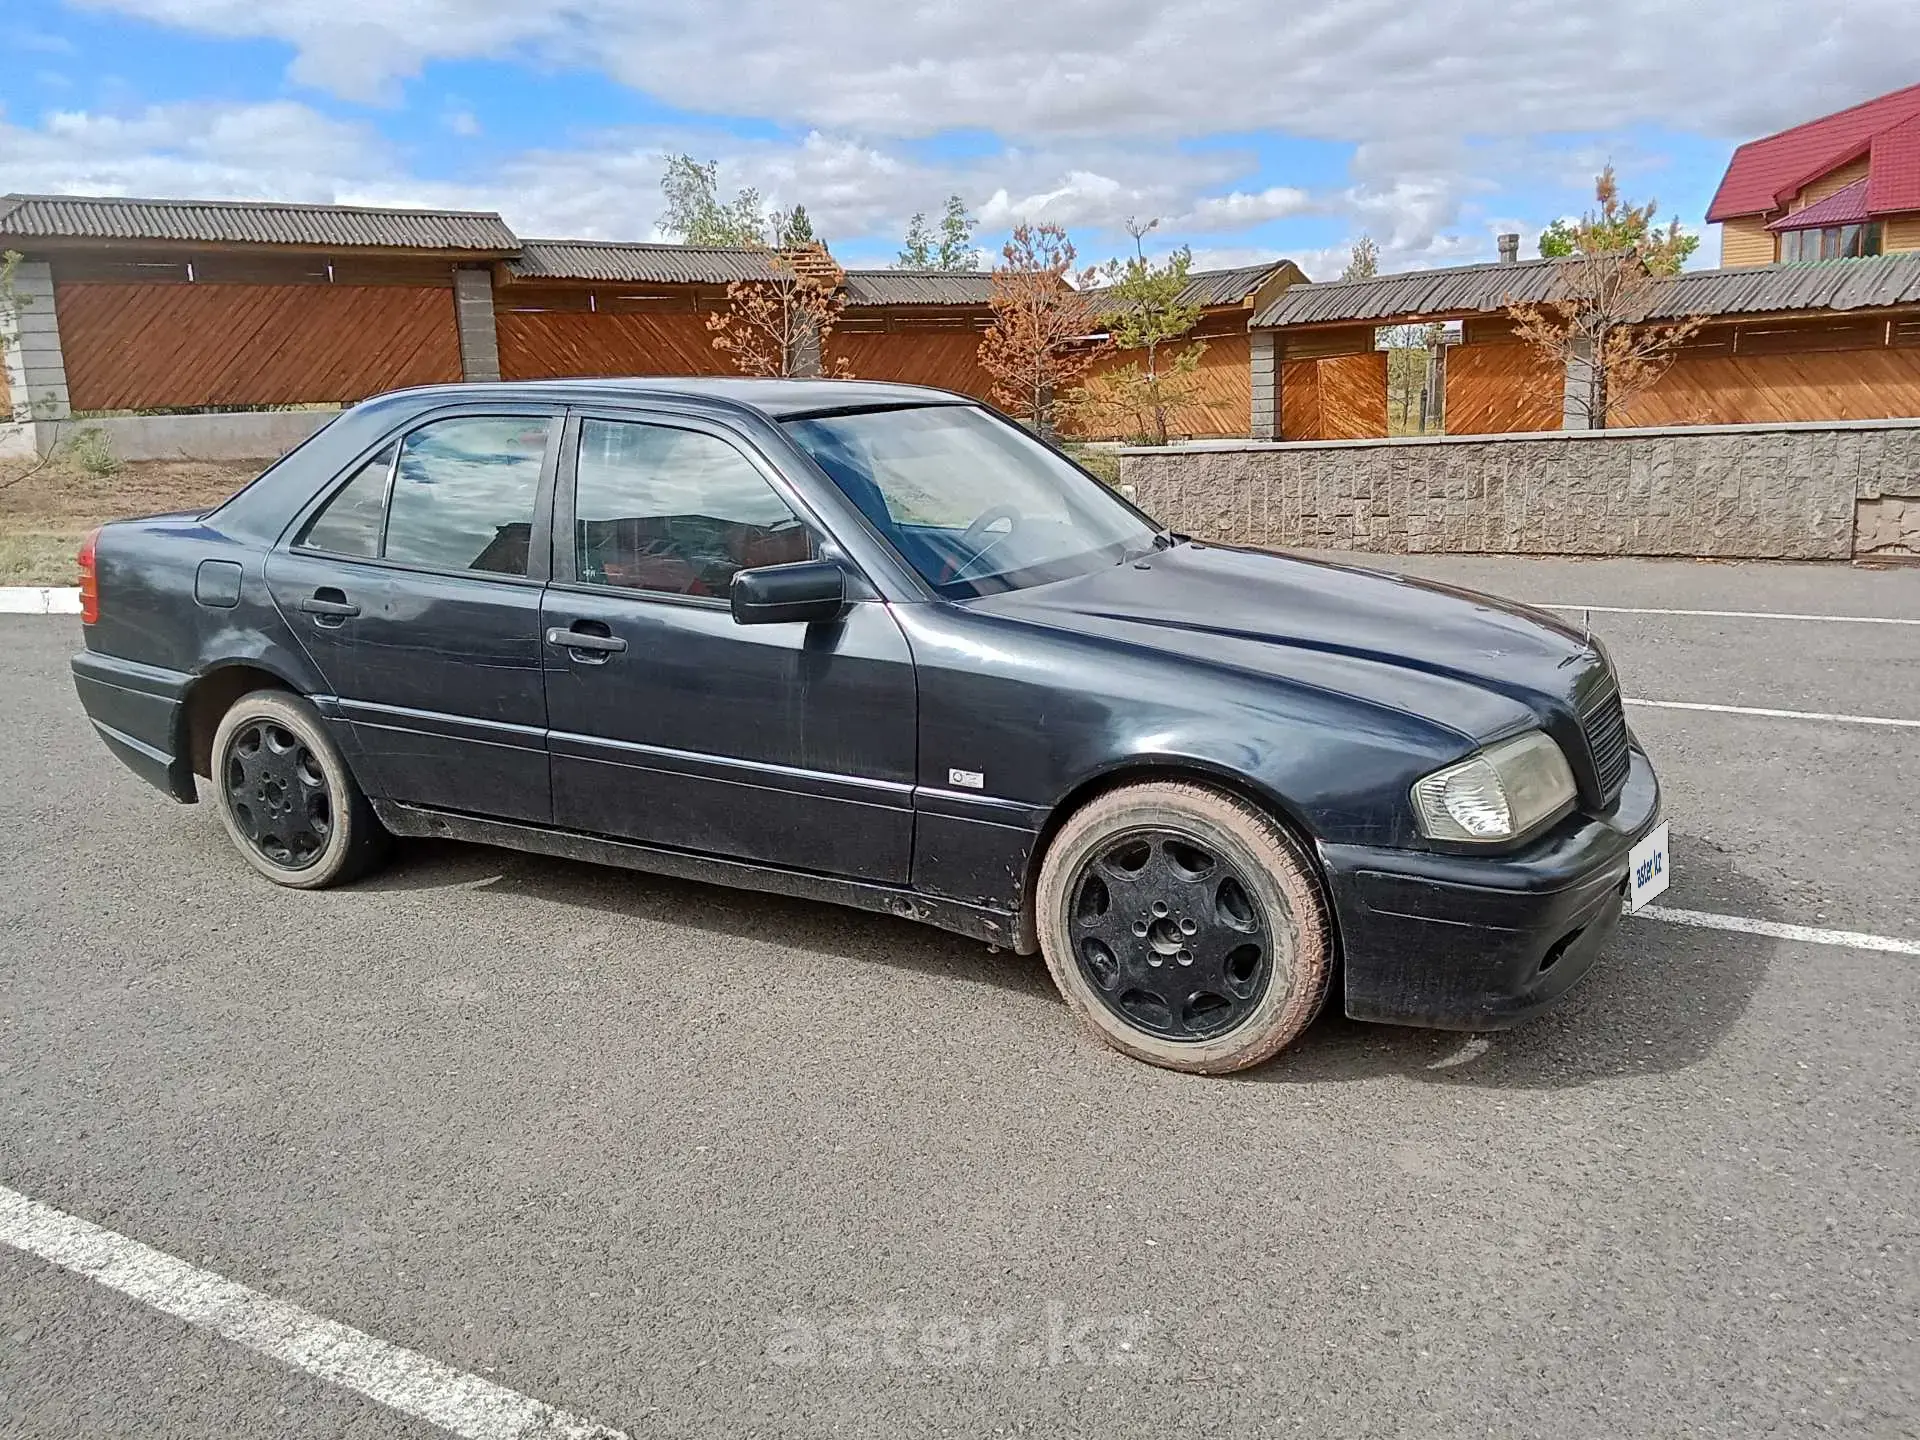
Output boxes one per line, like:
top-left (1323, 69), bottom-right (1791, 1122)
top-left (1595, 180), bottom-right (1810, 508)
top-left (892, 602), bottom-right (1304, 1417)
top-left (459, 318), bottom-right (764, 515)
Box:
top-left (1639, 252), bottom-right (1920, 319)
top-left (1252, 258), bottom-right (1563, 327)
top-left (1173, 261), bottom-right (1294, 309)
top-left (0, 192), bottom-right (517, 252)
top-left (1253, 252), bottom-right (1920, 329)
top-left (509, 239), bottom-right (784, 285)
top-left (1086, 260), bottom-right (1297, 315)
top-left (842, 269), bottom-right (995, 306)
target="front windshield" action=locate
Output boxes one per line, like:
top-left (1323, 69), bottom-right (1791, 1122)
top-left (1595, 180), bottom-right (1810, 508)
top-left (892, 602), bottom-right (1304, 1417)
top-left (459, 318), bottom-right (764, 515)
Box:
top-left (783, 405), bottom-right (1159, 598)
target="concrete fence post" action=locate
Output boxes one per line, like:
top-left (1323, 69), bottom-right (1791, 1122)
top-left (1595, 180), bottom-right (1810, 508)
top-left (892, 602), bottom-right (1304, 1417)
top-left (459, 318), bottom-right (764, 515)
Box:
top-left (2, 260), bottom-right (73, 452)
top-left (1250, 328), bottom-right (1280, 440)
top-left (1562, 335), bottom-right (1595, 430)
top-left (453, 267), bottom-right (501, 383)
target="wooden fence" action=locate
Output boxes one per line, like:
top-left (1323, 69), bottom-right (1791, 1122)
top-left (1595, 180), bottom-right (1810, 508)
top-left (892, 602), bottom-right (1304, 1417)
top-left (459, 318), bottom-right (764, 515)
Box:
top-left (56, 281), bottom-right (462, 410)
top-left (1271, 311), bottom-right (1920, 440)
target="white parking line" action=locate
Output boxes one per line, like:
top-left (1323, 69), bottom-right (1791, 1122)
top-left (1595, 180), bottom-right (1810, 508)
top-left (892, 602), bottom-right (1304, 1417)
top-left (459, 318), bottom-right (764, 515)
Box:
top-left (0, 1184), bottom-right (626, 1440)
top-left (1625, 698), bottom-right (1920, 729)
top-left (1635, 905), bottom-right (1920, 956)
top-left (1535, 603), bottom-right (1920, 626)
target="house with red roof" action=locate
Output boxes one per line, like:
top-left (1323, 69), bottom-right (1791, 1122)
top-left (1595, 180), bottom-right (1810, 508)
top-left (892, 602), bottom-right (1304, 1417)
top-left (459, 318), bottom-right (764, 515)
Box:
top-left (1710, 82), bottom-right (1920, 267)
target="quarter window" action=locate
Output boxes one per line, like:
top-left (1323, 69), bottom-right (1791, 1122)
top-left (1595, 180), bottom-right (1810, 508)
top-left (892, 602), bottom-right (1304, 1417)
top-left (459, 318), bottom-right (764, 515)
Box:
top-left (572, 420), bottom-right (811, 598)
top-left (296, 444), bottom-right (394, 558)
top-left (383, 417), bottom-right (551, 576)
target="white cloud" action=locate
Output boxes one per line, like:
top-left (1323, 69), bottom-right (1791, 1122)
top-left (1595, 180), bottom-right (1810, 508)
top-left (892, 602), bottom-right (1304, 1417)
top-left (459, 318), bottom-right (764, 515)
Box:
top-left (0, 100), bottom-right (383, 202)
top-left (1180, 187), bottom-right (1317, 232)
top-left (70, 0), bottom-right (1920, 146)
top-left (15, 2), bottom-right (1920, 282)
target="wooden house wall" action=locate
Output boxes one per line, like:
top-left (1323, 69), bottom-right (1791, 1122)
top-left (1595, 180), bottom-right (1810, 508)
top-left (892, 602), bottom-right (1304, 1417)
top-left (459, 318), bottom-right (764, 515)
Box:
top-left (1719, 216), bottom-right (1777, 268)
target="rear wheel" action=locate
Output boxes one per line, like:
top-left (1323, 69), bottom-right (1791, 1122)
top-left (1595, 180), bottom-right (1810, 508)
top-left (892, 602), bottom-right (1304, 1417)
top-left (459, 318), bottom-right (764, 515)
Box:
top-left (211, 690), bottom-right (388, 889)
top-left (1035, 781), bottom-right (1332, 1074)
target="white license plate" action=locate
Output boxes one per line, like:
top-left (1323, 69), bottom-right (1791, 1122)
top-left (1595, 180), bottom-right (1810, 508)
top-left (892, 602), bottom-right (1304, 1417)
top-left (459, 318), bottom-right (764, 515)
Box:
top-left (1627, 820), bottom-right (1671, 912)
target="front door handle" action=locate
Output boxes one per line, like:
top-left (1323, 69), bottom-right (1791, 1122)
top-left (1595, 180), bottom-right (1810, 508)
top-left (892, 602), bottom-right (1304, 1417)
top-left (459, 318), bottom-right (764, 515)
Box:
top-left (299, 588), bottom-right (360, 625)
top-left (546, 625), bottom-right (628, 656)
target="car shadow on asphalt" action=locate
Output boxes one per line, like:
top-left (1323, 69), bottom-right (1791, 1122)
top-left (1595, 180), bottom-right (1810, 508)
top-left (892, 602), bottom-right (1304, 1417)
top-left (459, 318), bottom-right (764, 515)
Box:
top-left (359, 837), bottom-right (1065, 1004)
top-left (1259, 832), bottom-right (1775, 1090)
top-left (363, 829), bottom-right (1772, 1090)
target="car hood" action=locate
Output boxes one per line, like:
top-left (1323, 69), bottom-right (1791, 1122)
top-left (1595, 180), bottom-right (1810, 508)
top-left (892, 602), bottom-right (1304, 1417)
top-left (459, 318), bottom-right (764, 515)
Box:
top-left (966, 543), bottom-right (1607, 742)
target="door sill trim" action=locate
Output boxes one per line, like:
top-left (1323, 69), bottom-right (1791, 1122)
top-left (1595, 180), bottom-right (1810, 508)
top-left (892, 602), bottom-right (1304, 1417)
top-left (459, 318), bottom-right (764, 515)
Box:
top-left (370, 800), bottom-right (1020, 948)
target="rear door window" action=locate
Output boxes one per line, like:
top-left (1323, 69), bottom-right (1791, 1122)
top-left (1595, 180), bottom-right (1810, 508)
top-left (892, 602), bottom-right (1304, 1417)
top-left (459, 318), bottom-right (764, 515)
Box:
top-left (383, 417), bottom-right (551, 576)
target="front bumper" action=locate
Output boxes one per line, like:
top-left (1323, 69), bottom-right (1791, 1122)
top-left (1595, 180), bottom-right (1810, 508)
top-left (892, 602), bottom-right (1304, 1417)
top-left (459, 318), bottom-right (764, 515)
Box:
top-left (1319, 745), bottom-right (1661, 1030)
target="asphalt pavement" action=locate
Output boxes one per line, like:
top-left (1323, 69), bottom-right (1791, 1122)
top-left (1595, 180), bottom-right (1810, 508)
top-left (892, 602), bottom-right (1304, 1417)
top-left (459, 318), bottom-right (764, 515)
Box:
top-left (2, 553), bottom-right (1917, 1439)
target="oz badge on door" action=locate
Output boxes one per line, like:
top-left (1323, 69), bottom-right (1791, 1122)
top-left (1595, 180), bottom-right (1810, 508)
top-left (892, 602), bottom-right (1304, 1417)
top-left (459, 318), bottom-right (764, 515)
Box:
top-left (1627, 820), bottom-right (1671, 912)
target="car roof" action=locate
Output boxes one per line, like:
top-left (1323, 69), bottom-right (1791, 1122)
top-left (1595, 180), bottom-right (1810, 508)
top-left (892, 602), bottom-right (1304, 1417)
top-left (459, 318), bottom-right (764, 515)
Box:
top-left (372, 376), bottom-right (980, 421)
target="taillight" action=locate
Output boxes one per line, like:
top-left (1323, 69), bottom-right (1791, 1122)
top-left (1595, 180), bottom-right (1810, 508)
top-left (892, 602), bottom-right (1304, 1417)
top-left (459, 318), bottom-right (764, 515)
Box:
top-left (78, 527), bottom-right (100, 625)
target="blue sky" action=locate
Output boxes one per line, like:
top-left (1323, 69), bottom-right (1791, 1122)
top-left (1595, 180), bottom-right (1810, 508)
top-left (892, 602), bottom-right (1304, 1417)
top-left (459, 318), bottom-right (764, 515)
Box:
top-left (4, 1), bottom-right (1916, 278)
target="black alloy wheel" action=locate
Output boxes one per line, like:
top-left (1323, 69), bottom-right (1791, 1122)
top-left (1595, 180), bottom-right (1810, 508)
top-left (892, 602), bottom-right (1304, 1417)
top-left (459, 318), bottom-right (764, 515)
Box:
top-left (222, 719), bottom-right (333, 870)
top-left (1067, 826), bottom-right (1272, 1042)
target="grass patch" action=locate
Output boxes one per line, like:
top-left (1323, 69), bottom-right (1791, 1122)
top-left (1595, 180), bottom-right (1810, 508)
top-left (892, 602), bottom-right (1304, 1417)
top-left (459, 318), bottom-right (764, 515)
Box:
top-left (0, 456), bottom-right (258, 586)
top-left (0, 531), bottom-right (85, 586)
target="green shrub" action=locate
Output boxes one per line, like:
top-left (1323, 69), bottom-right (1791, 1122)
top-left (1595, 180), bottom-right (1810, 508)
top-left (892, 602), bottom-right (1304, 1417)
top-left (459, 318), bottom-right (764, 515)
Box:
top-left (63, 426), bottom-right (121, 478)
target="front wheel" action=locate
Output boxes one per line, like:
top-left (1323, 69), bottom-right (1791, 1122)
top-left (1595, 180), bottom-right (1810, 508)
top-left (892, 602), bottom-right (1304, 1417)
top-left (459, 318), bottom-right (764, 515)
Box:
top-left (1035, 781), bottom-right (1332, 1074)
top-left (210, 690), bottom-right (389, 889)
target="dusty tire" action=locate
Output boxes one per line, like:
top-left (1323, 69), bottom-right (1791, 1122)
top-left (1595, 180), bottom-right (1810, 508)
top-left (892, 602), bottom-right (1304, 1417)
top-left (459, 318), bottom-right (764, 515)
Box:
top-left (1035, 781), bottom-right (1332, 1074)
top-left (210, 690), bottom-right (389, 889)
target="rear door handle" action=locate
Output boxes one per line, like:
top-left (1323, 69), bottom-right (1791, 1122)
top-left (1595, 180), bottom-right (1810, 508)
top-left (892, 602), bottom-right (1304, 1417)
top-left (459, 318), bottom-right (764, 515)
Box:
top-left (299, 588), bottom-right (360, 624)
top-left (546, 626), bottom-right (628, 655)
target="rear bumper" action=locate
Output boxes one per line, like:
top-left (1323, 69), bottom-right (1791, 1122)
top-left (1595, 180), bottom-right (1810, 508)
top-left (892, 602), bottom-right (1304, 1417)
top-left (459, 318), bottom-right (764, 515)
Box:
top-left (71, 651), bottom-right (196, 802)
top-left (1320, 746), bottom-right (1661, 1030)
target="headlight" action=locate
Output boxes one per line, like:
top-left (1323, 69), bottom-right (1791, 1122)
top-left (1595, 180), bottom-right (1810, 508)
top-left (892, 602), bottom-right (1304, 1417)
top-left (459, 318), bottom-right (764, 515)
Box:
top-left (1411, 731), bottom-right (1577, 843)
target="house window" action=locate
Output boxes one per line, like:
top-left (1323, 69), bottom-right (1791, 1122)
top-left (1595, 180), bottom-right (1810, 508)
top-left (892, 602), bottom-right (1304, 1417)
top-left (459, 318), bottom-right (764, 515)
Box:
top-left (1779, 223), bottom-right (1883, 262)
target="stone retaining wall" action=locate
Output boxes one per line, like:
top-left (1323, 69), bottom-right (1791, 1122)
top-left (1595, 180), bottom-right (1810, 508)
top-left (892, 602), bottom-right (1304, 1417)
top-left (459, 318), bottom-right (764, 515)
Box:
top-left (1119, 419), bottom-right (1920, 561)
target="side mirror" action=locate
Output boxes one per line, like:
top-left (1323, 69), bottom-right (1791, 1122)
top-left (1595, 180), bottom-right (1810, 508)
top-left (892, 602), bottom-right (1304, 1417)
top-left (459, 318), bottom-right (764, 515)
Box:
top-left (730, 560), bottom-right (848, 626)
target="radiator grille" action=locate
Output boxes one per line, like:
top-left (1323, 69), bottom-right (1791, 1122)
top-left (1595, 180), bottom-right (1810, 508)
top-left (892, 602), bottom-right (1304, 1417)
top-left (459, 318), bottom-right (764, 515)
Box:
top-left (1578, 669), bottom-right (1631, 801)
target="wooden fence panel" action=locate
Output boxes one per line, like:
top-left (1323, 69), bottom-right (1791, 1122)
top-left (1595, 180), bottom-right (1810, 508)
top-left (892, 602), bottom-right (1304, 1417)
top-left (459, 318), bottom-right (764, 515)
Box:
top-left (828, 325), bottom-right (993, 398)
top-left (1623, 347), bottom-right (1920, 426)
top-left (1073, 333), bottom-right (1253, 439)
top-left (497, 308), bottom-right (731, 380)
top-left (1280, 353), bottom-right (1387, 440)
top-left (57, 282), bottom-right (460, 410)
top-left (1444, 341), bottom-right (1560, 434)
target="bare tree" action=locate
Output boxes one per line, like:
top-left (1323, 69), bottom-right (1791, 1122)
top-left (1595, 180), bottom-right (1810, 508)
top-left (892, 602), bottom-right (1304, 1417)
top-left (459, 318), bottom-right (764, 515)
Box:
top-left (1507, 166), bottom-right (1705, 428)
top-left (978, 224), bottom-right (1107, 437)
top-left (708, 245), bottom-right (853, 379)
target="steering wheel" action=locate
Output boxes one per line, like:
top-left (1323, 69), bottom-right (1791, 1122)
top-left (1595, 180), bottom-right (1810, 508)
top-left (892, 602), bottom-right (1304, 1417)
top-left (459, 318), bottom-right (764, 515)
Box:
top-left (938, 505), bottom-right (1023, 585)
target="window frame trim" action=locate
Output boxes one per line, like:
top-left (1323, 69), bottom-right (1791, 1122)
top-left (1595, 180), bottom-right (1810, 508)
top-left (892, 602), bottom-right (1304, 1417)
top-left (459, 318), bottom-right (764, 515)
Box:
top-left (278, 404), bottom-right (565, 588)
top-left (549, 404), bottom-right (862, 610)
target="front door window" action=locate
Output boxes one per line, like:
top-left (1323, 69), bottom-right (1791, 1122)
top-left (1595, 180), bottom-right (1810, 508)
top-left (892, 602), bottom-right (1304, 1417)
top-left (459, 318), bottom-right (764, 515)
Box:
top-left (572, 418), bottom-right (812, 597)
